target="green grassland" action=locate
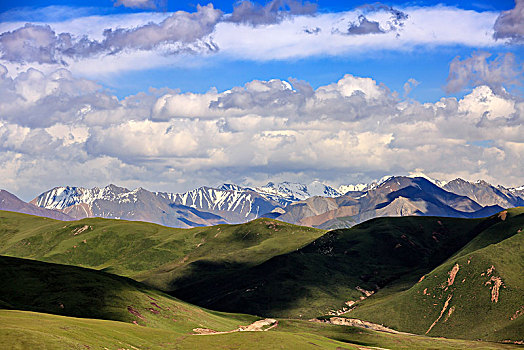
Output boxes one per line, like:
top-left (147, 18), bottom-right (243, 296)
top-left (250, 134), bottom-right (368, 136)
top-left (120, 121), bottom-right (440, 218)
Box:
top-left (2, 255), bottom-right (519, 349)
top-left (0, 310), bottom-right (346, 350)
top-left (2, 310), bottom-right (520, 349)
top-left (347, 208), bottom-right (524, 342)
top-left (276, 319), bottom-right (520, 350)
top-left (170, 214), bottom-right (506, 318)
top-left (1, 208), bottom-right (523, 348)
top-left (0, 211), bottom-right (324, 291)
top-left (0, 255), bottom-right (256, 332)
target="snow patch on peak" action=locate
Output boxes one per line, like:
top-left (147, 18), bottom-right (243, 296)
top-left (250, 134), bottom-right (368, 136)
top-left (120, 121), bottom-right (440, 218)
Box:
top-left (34, 184), bottom-right (141, 209)
top-left (307, 180), bottom-right (340, 198)
top-left (407, 172), bottom-right (447, 187)
top-left (378, 175), bottom-right (395, 185)
top-left (338, 184), bottom-right (368, 194)
top-left (254, 181), bottom-right (340, 201)
top-left (509, 185), bottom-right (524, 192)
top-left (218, 184), bottom-right (246, 192)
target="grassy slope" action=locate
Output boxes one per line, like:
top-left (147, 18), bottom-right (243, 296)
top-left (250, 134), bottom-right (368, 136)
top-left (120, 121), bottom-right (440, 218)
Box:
top-left (171, 215), bottom-right (497, 318)
top-left (2, 311), bottom-right (519, 350)
top-left (2, 209), bottom-right (522, 344)
top-left (0, 255), bottom-right (256, 332)
top-left (276, 319), bottom-right (520, 350)
top-left (0, 310), bottom-right (346, 350)
top-left (2, 256), bottom-right (516, 350)
top-left (0, 211), bottom-right (324, 291)
top-left (348, 208), bottom-right (524, 342)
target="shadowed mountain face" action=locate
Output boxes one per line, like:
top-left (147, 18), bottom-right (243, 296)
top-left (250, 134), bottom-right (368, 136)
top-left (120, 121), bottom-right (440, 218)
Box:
top-left (0, 255), bottom-right (256, 332)
top-left (273, 177), bottom-right (504, 229)
top-left (168, 213), bottom-right (506, 318)
top-left (0, 190), bottom-right (73, 221)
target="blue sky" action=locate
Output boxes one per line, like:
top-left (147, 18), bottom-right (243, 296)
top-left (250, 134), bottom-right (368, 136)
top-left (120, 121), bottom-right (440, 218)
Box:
top-left (0, 0), bottom-right (516, 14)
top-left (0, 0), bottom-right (522, 199)
top-left (0, 0), bottom-right (521, 101)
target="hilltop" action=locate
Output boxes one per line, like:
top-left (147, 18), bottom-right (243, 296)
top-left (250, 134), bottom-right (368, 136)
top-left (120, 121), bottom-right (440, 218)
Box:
top-left (0, 210), bottom-right (324, 290)
top-left (347, 208), bottom-right (524, 343)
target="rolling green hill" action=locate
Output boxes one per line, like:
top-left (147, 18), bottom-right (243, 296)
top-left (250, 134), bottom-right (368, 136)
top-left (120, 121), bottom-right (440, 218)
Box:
top-left (2, 256), bottom-right (517, 349)
top-left (347, 208), bottom-right (524, 343)
top-left (0, 255), bottom-right (256, 332)
top-left (1, 208), bottom-right (522, 345)
top-left (0, 210), bottom-right (324, 291)
top-left (4, 310), bottom-right (519, 350)
top-left (170, 214), bottom-right (503, 318)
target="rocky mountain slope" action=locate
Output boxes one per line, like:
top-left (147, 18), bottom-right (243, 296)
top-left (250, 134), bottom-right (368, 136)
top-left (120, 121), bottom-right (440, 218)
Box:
top-left (28, 181), bottom-right (339, 227)
top-left (272, 177), bottom-right (505, 229)
top-left (30, 184), bottom-right (232, 228)
top-left (443, 178), bottom-right (524, 208)
top-left (156, 186), bottom-right (280, 222)
top-left (0, 189), bottom-right (73, 221)
top-left (2, 176), bottom-right (521, 228)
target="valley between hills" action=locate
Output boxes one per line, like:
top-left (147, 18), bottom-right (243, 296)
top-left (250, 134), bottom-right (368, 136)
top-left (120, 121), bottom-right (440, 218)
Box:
top-left (0, 206), bottom-right (522, 349)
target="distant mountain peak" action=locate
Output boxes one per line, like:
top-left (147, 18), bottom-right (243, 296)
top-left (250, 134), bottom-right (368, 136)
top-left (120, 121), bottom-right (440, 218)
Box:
top-left (218, 184), bottom-right (247, 192)
top-left (0, 189), bottom-right (73, 221)
top-left (14, 175), bottom-right (523, 230)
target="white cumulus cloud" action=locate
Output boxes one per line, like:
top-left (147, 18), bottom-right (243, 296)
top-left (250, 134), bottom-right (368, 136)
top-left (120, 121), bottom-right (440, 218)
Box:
top-left (0, 64), bottom-right (522, 200)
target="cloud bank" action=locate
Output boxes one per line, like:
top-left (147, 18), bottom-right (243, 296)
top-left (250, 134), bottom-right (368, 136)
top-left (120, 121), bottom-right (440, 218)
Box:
top-left (226, 0), bottom-right (317, 26)
top-left (446, 52), bottom-right (523, 93)
top-left (0, 4), bottom-right (222, 64)
top-left (113, 0), bottom-right (166, 10)
top-left (493, 0), bottom-right (524, 43)
top-left (0, 4), bottom-right (504, 72)
top-left (0, 64), bottom-right (522, 199)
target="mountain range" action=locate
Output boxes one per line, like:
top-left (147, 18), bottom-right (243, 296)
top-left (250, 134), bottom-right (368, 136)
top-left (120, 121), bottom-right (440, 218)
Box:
top-left (1, 175), bottom-right (523, 228)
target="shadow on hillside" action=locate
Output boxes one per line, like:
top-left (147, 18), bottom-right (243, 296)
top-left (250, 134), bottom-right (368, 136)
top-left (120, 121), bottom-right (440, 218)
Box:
top-left (0, 255), bottom-right (152, 323)
top-left (168, 214), bottom-right (504, 318)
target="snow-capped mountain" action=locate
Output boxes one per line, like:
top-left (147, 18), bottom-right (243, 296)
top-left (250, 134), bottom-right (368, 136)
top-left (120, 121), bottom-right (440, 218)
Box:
top-left (272, 176), bottom-right (506, 230)
top-left (31, 184), bottom-right (228, 228)
top-left (338, 174), bottom-right (448, 195)
top-left (32, 184), bottom-right (139, 211)
top-left (252, 181), bottom-right (341, 202)
top-left (156, 186), bottom-right (280, 223)
top-left (31, 184), bottom-right (282, 227)
top-left (30, 181), bottom-right (342, 227)
top-left (21, 176), bottom-right (524, 229)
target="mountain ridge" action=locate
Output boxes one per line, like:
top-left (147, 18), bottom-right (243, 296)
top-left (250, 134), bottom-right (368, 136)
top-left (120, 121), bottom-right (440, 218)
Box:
top-left (0, 189), bottom-right (73, 221)
top-left (1, 175), bottom-right (521, 228)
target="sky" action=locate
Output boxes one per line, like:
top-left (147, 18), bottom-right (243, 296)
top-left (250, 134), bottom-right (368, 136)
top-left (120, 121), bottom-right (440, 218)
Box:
top-left (0, 0), bottom-right (523, 200)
